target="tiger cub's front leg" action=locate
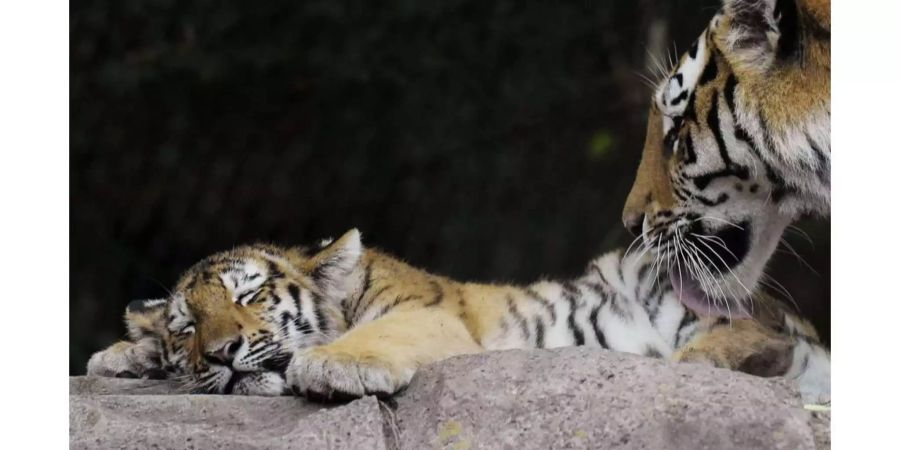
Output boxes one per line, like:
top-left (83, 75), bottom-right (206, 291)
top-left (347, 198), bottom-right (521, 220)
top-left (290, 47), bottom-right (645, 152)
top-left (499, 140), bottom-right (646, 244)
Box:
top-left (286, 308), bottom-right (481, 400)
top-left (86, 338), bottom-right (166, 379)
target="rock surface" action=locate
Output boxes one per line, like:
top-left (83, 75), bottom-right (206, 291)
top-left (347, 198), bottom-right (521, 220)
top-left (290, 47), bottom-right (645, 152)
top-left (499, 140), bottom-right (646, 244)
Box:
top-left (70, 347), bottom-right (829, 449)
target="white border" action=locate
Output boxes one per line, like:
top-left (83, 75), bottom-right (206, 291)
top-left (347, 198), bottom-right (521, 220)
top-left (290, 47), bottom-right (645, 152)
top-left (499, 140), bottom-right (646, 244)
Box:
top-left (0, 2), bottom-right (69, 447)
top-left (833, 0), bottom-right (900, 447)
top-left (0, 0), bottom-right (895, 446)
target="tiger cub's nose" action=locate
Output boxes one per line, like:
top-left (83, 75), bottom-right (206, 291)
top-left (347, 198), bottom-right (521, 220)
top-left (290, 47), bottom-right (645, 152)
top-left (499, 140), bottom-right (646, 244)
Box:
top-left (204, 337), bottom-right (243, 366)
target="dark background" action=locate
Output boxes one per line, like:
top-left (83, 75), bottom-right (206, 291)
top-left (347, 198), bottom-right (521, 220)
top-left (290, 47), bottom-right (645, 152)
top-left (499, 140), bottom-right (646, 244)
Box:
top-left (71, 0), bottom-right (829, 374)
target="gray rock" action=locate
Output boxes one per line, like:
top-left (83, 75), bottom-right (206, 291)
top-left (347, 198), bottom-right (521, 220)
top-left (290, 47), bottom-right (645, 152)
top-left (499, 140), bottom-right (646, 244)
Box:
top-left (70, 376), bottom-right (182, 396)
top-left (70, 348), bottom-right (827, 449)
top-left (70, 393), bottom-right (386, 449)
top-left (392, 347), bottom-right (817, 450)
top-left (808, 410), bottom-right (831, 449)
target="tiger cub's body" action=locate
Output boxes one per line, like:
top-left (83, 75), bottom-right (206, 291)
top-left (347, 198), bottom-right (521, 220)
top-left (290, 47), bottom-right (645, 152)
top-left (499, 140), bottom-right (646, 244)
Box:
top-left (88, 229), bottom-right (829, 403)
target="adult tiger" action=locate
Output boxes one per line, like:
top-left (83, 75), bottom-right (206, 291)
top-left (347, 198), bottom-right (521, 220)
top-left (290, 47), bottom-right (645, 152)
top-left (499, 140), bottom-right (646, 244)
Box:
top-left (622, 0), bottom-right (829, 317)
top-left (87, 229), bottom-right (829, 403)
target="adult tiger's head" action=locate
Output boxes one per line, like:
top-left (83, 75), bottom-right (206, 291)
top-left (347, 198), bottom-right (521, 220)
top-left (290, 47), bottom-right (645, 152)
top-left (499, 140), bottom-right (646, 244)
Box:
top-left (122, 230), bottom-right (364, 395)
top-left (622, 0), bottom-right (829, 318)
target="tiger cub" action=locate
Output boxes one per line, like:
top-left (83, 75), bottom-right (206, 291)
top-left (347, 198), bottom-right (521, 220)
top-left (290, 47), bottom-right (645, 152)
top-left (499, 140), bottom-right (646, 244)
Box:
top-left (88, 229), bottom-right (829, 403)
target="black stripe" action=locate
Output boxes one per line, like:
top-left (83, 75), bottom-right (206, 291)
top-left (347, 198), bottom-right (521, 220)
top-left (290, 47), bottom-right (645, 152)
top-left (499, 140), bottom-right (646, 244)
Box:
top-left (581, 281), bottom-right (610, 308)
top-left (692, 91), bottom-right (749, 190)
top-left (341, 262), bottom-right (371, 323)
top-left (353, 283), bottom-right (391, 321)
top-left (525, 288), bottom-right (557, 324)
top-left (684, 91), bottom-right (698, 121)
top-left (295, 313), bottom-right (313, 334)
top-left (592, 264), bottom-right (612, 290)
top-left (732, 118), bottom-right (791, 200)
top-left (707, 92), bottom-right (741, 173)
top-left (562, 287), bottom-right (585, 346)
top-left (456, 287), bottom-right (470, 326)
top-left (375, 294), bottom-right (422, 319)
top-left (534, 318), bottom-right (545, 349)
top-left (268, 290), bottom-right (281, 306)
top-left (676, 308), bottom-right (698, 333)
top-left (244, 341), bottom-right (276, 359)
top-left (798, 350), bottom-right (810, 373)
top-left (311, 292), bottom-right (328, 330)
top-left (674, 311), bottom-right (699, 348)
top-left (588, 305), bottom-right (607, 348)
top-left (266, 262), bottom-right (285, 280)
top-left (424, 280), bottom-right (444, 307)
top-left (289, 285), bottom-right (302, 313)
top-left (669, 90), bottom-right (688, 107)
top-left (682, 133), bottom-right (696, 164)
top-left (806, 134), bottom-right (830, 186)
top-left (506, 295), bottom-right (531, 342)
top-left (713, 316), bottom-right (731, 328)
top-left (775, 0), bottom-right (801, 61)
top-left (721, 74), bottom-right (792, 199)
top-left (287, 284), bottom-right (301, 305)
top-left (280, 312), bottom-right (292, 333)
top-left (698, 52), bottom-right (718, 86)
top-left (694, 192), bottom-right (729, 206)
top-left (223, 373), bottom-right (240, 395)
top-left (647, 292), bottom-right (663, 324)
top-left (723, 73), bottom-right (739, 115)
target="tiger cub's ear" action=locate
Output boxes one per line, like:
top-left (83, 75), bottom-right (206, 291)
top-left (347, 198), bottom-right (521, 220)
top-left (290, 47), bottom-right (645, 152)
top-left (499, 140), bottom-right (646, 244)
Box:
top-left (303, 228), bottom-right (364, 300)
top-left (720, 0), bottom-right (811, 71)
top-left (124, 298), bottom-right (169, 342)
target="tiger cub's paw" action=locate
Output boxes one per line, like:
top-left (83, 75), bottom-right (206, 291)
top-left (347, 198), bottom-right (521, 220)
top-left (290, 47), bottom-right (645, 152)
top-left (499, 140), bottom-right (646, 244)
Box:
top-left (86, 339), bottom-right (166, 379)
top-left (285, 346), bottom-right (415, 401)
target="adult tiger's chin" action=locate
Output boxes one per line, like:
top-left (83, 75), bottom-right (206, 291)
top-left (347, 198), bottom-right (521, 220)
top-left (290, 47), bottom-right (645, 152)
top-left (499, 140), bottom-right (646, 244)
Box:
top-left (670, 215), bottom-right (791, 319)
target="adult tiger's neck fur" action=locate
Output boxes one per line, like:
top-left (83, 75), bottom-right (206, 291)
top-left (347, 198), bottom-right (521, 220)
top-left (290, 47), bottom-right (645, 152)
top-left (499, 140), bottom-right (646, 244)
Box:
top-left (725, 0), bottom-right (831, 218)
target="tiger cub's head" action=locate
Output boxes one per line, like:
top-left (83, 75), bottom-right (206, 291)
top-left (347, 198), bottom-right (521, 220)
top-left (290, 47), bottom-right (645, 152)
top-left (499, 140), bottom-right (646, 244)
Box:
top-left (122, 229), bottom-right (364, 395)
top-left (621, 0), bottom-right (829, 317)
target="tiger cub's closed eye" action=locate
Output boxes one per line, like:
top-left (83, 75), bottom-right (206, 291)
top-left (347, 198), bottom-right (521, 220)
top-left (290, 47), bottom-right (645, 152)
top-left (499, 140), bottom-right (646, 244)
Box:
top-left (236, 289), bottom-right (262, 305)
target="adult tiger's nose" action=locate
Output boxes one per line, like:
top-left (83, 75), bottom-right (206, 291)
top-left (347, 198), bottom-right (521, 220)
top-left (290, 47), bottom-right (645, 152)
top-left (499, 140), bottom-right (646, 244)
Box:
top-left (623, 213), bottom-right (645, 237)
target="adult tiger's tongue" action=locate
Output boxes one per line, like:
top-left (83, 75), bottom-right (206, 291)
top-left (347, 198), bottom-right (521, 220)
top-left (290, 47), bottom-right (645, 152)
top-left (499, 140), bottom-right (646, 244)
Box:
top-left (669, 270), bottom-right (750, 319)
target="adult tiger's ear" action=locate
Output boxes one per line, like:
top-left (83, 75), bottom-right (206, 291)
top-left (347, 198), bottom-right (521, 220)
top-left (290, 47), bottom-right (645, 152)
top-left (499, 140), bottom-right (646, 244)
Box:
top-left (124, 298), bottom-right (169, 342)
top-left (720, 0), bottom-right (828, 71)
top-left (303, 228), bottom-right (364, 300)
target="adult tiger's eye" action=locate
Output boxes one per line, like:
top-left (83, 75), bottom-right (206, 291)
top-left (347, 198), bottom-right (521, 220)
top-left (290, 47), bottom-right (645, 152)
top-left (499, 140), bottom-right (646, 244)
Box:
top-left (662, 116), bottom-right (684, 157)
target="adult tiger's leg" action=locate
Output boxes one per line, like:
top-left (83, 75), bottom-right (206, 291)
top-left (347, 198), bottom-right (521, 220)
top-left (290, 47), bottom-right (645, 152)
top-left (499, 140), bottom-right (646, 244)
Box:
top-left (673, 318), bottom-right (795, 376)
top-left (673, 317), bottom-right (830, 404)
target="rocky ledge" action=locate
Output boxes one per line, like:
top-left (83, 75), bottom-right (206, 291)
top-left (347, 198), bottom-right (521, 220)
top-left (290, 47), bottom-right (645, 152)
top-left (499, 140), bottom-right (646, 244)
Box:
top-left (70, 347), bottom-right (829, 449)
